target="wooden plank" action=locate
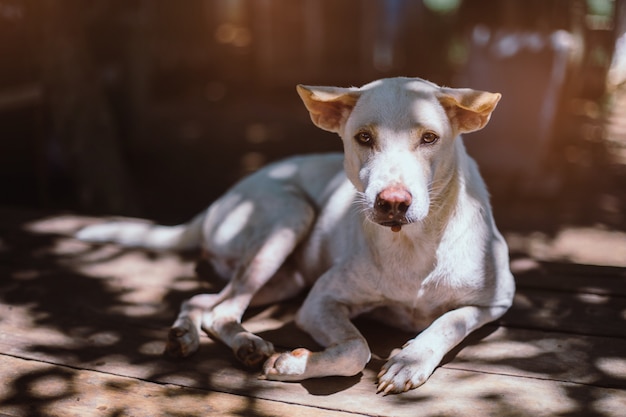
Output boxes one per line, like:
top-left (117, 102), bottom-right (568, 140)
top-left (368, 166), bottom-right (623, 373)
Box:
top-left (511, 258), bottom-right (626, 296)
top-left (3, 216), bottom-right (626, 339)
top-left (3, 293), bottom-right (624, 393)
top-left (1, 350), bottom-right (625, 417)
top-left (5, 248), bottom-right (626, 341)
top-left (0, 354), bottom-right (364, 417)
top-left (353, 318), bottom-right (626, 390)
top-left (2, 211), bottom-right (626, 415)
top-left (503, 289), bottom-right (626, 338)
top-left (2, 228), bottom-right (626, 383)
top-left (3, 255), bottom-right (626, 354)
top-left (448, 326), bottom-right (626, 390)
top-left (539, 261), bottom-right (626, 278)
top-left (1, 302), bottom-right (625, 416)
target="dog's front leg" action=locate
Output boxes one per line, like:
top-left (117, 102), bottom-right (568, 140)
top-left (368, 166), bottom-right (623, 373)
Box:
top-left (377, 304), bottom-right (509, 394)
top-left (262, 282), bottom-right (372, 381)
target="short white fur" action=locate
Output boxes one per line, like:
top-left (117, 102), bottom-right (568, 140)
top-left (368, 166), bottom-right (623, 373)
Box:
top-left (76, 77), bottom-right (514, 395)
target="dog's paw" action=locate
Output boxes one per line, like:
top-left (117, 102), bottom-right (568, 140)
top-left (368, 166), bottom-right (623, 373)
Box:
top-left (261, 348), bottom-right (311, 381)
top-left (376, 346), bottom-right (438, 394)
top-left (165, 317), bottom-right (200, 358)
top-left (233, 333), bottom-right (275, 368)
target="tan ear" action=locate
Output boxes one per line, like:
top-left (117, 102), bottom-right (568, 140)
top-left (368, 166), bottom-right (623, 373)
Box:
top-left (296, 85), bottom-right (360, 133)
top-left (437, 88), bottom-right (501, 134)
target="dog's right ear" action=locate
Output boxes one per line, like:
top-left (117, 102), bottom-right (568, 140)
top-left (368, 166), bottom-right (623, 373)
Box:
top-left (297, 85), bottom-right (360, 133)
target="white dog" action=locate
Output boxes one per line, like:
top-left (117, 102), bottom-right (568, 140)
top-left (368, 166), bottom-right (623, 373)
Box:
top-left (77, 77), bottom-right (515, 394)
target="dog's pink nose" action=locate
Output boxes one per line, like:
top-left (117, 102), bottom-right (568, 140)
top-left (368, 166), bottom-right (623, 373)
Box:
top-left (375, 186), bottom-right (412, 218)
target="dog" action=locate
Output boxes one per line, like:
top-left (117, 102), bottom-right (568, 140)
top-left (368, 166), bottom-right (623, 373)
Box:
top-left (77, 77), bottom-right (515, 394)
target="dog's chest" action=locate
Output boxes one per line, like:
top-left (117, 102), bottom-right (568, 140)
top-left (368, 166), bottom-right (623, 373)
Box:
top-left (375, 257), bottom-right (456, 305)
top-left (368, 260), bottom-right (472, 331)
top-left (361, 264), bottom-right (468, 332)
top-left (364, 228), bottom-right (480, 310)
top-left (372, 227), bottom-right (436, 277)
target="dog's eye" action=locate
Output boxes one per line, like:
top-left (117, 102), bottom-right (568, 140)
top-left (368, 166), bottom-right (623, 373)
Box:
top-left (421, 132), bottom-right (439, 144)
top-left (354, 132), bottom-right (373, 147)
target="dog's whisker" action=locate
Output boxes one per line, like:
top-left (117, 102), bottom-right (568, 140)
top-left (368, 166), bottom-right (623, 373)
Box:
top-left (351, 192), bottom-right (371, 216)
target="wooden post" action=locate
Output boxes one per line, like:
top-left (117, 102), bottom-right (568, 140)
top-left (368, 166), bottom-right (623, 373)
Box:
top-left (41, 0), bottom-right (138, 214)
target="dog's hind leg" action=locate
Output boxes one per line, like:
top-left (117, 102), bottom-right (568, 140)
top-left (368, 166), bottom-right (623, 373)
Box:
top-left (167, 198), bottom-right (314, 366)
top-left (200, 225), bottom-right (310, 367)
top-left (165, 293), bottom-right (221, 358)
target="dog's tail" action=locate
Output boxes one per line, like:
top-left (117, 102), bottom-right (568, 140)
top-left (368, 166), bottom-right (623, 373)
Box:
top-left (75, 212), bottom-right (205, 251)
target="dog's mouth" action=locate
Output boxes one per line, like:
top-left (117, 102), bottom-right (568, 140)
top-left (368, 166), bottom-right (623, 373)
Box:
top-left (361, 199), bottom-right (412, 232)
top-left (366, 209), bottom-right (410, 233)
top-left (378, 220), bottom-right (408, 233)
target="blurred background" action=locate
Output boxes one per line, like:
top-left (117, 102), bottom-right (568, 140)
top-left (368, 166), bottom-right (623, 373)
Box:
top-left (1, 0), bottom-right (625, 264)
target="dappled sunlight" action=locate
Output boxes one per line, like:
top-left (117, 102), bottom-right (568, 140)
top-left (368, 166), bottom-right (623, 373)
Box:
top-left (1, 210), bottom-right (625, 415)
top-left (0, 303), bottom-right (81, 352)
top-left (214, 199), bottom-right (255, 247)
top-left (1, 0), bottom-right (625, 414)
top-left (594, 395), bottom-right (626, 416)
top-left (389, 367), bottom-right (580, 417)
top-left (2, 211), bottom-right (385, 415)
top-left (23, 214), bottom-right (97, 235)
top-left (268, 162), bottom-right (299, 180)
top-left (0, 365), bottom-right (77, 417)
top-left (457, 338), bottom-right (543, 360)
top-left (577, 293), bottom-right (611, 304)
top-left (17, 214), bottom-right (202, 322)
top-left (596, 357), bottom-right (626, 380)
top-left (0, 355), bottom-right (277, 417)
top-left (451, 326), bottom-right (624, 386)
top-left (506, 226), bottom-right (626, 267)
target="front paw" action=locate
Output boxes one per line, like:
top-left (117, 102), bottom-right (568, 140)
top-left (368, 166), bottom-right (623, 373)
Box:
top-left (261, 348), bottom-right (311, 381)
top-left (376, 347), bottom-right (438, 394)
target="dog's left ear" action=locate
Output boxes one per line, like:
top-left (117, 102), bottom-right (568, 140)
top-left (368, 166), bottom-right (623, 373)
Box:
top-left (437, 88), bottom-right (501, 134)
top-left (297, 85), bottom-right (360, 133)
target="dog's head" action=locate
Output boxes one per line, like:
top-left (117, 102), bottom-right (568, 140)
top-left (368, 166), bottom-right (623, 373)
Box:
top-left (297, 77), bottom-right (500, 231)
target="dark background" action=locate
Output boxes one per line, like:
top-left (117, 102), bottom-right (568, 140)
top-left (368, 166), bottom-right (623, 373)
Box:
top-left (1, 0), bottom-right (625, 237)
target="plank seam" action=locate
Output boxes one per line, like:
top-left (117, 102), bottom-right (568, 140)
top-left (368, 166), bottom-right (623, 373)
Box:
top-left (0, 352), bottom-right (373, 417)
top-left (499, 322), bottom-right (626, 340)
top-left (441, 364), bottom-right (626, 391)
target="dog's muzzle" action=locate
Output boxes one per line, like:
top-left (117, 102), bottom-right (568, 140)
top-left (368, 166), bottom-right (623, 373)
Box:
top-left (373, 186), bottom-right (412, 232)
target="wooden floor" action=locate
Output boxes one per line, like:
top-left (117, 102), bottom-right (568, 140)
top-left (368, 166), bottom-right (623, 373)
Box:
top-left (1, 207), bottom-right (625, 417)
